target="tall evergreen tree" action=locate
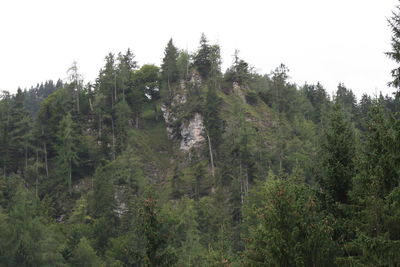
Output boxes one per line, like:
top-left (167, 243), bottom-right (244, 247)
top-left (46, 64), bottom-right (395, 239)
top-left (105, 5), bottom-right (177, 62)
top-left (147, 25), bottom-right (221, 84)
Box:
top-left (67, 61), bottom-right (83, 113)
top-left (117, 48), bottom-right (137, 101)
top-left (9, 89), bottom-right (31, 174)
top-left (161, 38), bottom-right (179, 91)
top-left (57, 112), bottom-right (78, 196)
top-left (225, 50), bottom-right (250, 85)
top-left (203, 86), bottom-right (223, 177)
top-left (319, 101), bottom-right (355, 206)
top-left (139, 190), bottom-right (177, 266)
top-left (0, 91), bottom-right (12, 176)
top-left (244, 178), bottom-right (337, 266)
top-left (193, 33), bottom-right (212, 79)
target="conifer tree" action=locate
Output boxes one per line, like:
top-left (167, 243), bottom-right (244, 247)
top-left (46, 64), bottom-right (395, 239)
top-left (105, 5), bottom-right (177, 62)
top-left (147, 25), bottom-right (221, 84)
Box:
top-left (67, 61), bottom-right (83, 113)
top-left (117, 48), bottom-right (137, 101)
top-left (319, 101), bottom-right (355, 206)
top-left (9, 89), bottom-right (31, 174)
top-left (244, 178), bottom-right (337, 266)
top-left (193, 33), bottom-right (212, 79)
top-left (57, 112), bottom-right (78, 196)
top-left (177, 50), bottom-right (190, 80)
top-left (161, 38), bottom-right (179, 91)
top-left (204, 86), bottom-right (223, 176)
top-left (0, 91), bottom-right (12, 176)
top-left (226, 50), bottom-right (250, 85)
top-left (115, 99), bottom-right (131, 153)
top-left (139, 190), bottom-right (177, 266)
top-left (346, 100), bottom-right (400, 266)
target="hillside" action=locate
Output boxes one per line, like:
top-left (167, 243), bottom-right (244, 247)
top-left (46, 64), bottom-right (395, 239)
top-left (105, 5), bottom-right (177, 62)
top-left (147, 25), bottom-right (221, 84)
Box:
top-left (0, 32), bottom-right (400, 266)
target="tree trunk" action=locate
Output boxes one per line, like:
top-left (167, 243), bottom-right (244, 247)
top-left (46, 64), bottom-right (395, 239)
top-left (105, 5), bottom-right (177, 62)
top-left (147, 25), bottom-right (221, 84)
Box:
top-left (42, 127), bottom-right (49, 178)
top-left (111, 117), bottom-right (116, 160)
top-left (245, 167), bottom-right (249, 202)
top-left (168, 75), bottom-right (171, 92)
top-left (89, 98), bottom-right (93, 112)
top-left (69, 159), bottom-right (72, 196)
top-left (35, 149), bottom-right (39, 198)
top-left (207, 132), bottom-right (215, 178)
top-left (76, 86), bottom-right (80, 113)
top-left (24, 140), bottom-right (28, 174)
top-left (114, 72), bottom-right (117, 103)
top-left (98, 113), bottom-right (102, 140)
top-left (239, 159), bottom-right (244, 205)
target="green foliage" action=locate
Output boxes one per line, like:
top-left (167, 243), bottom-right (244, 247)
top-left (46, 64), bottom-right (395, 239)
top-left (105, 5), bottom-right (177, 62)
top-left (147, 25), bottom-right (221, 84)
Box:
top-left (70, 237), bottom-right (104, 267)
top-left (225, 50), bottom-right (251, 85)
top-left (335, 83), bottom-right (357, 118)
top-left (193, 33), bottom-right (213, 79)
top-left (177, 50), bottom-right (190, 80)
top-left (203, 86), bottom-right (223, 155)
top-left (1, 33), bottom-right (400, 266)
top-left (244, 178), bottom-right (338, 266)
top-left (56, 112), bottom-right (79, 195)
top-left (139, 190), bottom-right (178, 266)
top-left (134, 64), bottom-right (161, 101)
top-left (161, 38), bottom-right (179, 85)
top-left (114, 99), bottom-right (131, 153)
top-left (319, 101), bottom-right (355, 205)
top-left (0, 184), bottom-right (66, 266)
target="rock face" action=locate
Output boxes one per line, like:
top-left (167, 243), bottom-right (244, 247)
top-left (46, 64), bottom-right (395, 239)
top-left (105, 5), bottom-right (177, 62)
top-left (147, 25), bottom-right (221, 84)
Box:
top-left (161, 104), bottom-right (176, 139)
top-left (161, 70), bottom-right (206, 152)
top-left (113, 185), bottom-right (128, 217)
top-left (180, 113), bottom-right (205, 151)
top-left (232, 81), bottom-right (246, 100)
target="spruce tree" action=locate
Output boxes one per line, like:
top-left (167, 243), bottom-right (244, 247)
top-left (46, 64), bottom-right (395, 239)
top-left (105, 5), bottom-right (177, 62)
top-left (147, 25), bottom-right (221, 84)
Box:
top-left (319, 101), bottom-right (355, 206)
top-left (193, 33), bottom-right (212, 79)
top-left (139, 190), bottom-right (177, 266)
top-left (244, 178), bottom-right (337, 267)
top-left (9, 89), bottom-right (31, 174)
top-left (346, 100), bottom-right (400, 266)
top-left (204, 86), bottom-right (223, 176)
top-left (161, 38), bottom-right (179, 90)
top-left (57, 112), bottom-right (78, 196)
top-left (117, 48), bottom-right (137, 101)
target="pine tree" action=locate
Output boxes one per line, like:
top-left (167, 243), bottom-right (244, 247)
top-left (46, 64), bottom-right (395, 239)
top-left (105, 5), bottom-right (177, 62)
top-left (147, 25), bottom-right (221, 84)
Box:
top-left (0, 91), bottom-right (12, 176)
top-left (139, 190), bottom-right (177, 266)
top-left (346, 100), bottom-right (400, 266)
top-left (319, 101), bottom-right (355, 206)
top-left (177, 50), bottom-right (190, 80)
top-left (193, 33), bottom-right (212, 79)
top-left (335, 83), bottom-right (357, 118)
top-left (161, 38), bottom-right (179, 91)
top-left (171, 164), bottom-right (184, 199)
top-left (225, 50), bottom-right (250, 85)
top-left (117, 48), bottom-right (137, 101)
top-left (57, 112), bottom-right (78, 196)
top-left (67, 61), bottom-right (83, 113)
top-left (9, 89), bottom-right (31, 175)
top-left (204, 86), bottom-right (223, 177)
top-left (244, 178), bottom-right (337, 266)
top-left (115, 99), bottom-right (131, 153)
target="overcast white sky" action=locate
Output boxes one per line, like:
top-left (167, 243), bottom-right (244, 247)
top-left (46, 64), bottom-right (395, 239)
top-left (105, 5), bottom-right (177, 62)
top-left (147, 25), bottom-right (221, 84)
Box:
top-left (0, 0), bottom-right (398, 98)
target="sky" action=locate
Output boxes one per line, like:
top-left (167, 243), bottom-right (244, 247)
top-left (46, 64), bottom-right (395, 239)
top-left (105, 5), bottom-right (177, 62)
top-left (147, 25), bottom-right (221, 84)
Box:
top-left (0, 0), bottom-right (398, 98)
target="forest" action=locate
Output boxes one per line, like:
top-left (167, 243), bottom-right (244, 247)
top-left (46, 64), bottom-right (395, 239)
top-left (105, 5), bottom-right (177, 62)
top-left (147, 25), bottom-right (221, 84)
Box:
top-left (1, 5), bottom-right (400, 267)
